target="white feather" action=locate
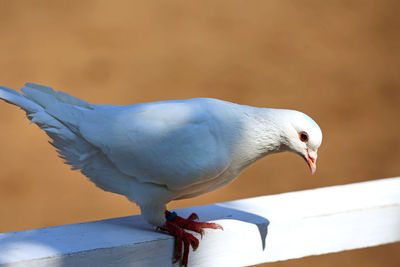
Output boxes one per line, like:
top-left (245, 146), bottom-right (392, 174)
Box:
top-left (0, 83), bottom-right (322, 226)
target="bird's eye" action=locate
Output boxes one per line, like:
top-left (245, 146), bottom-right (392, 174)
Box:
top-left (299, 131), bottom-right (309, 142)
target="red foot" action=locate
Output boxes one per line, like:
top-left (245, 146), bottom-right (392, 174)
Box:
top-left (159, 210), bottom-right (223, 266)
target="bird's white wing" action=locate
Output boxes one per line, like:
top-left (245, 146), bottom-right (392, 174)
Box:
top-left (1, 82), bottom-right (236, 192)
top-left (76, 100), bottom-right (233, 190)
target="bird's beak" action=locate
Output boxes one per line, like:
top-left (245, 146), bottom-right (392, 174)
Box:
top-left (306, 149), bottom-right (317, 175)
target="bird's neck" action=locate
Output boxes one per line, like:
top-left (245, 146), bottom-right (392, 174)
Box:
top-left (231, 106), bottom-right (287, 170)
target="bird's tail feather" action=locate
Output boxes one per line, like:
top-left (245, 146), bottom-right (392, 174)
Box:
top-left (0, 83), bottom-right (132, 196)
top-left (21, 83), bottom-right (92, 109)
top-left (0, 83), bottom-right (93, 114)
top-left (0, 85), bottom-right (43, 114)
top-left (0, 83), bottom-right (144, 200)
top-left (0, 83), bottom-right (93, 170)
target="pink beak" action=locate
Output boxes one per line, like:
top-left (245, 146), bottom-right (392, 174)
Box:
top-left (306, 149), bottom-right (317, 175)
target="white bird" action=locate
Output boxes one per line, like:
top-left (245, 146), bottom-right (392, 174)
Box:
top-left (0, 83), bottom-right (322, 266)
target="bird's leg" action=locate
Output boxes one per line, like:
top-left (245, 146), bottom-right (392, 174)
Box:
top-left (159, 210), bottom-right (223, 266)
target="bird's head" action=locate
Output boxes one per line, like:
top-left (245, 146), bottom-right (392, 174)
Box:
top-left (278, 110), bottom-right (322, 174)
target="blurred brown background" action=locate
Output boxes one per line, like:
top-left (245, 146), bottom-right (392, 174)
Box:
top-left (0, 0), bottom-right (399, 266)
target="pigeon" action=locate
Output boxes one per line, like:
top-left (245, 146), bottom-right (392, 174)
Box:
top-left (0, 83), bottom-right (322, 266)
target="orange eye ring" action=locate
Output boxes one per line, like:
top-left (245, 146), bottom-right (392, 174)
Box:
top-left (299, 131), bottom-right (309, 142)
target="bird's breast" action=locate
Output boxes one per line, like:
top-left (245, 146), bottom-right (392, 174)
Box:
top-left (171, 166), bottom-right (242, 200)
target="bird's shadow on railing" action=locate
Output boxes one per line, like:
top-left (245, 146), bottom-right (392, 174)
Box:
top-left (177, 203), bottom-right (270, 250)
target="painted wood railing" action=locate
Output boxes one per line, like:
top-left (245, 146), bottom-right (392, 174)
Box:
top-left (0, 177), bottom-right (399, 266)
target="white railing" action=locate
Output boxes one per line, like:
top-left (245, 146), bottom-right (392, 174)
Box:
top-left (0, 177), bottom-right (399, 266)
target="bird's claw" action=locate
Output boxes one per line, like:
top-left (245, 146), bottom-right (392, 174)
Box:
top-left (162, 210), bottom-right (223, 266)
